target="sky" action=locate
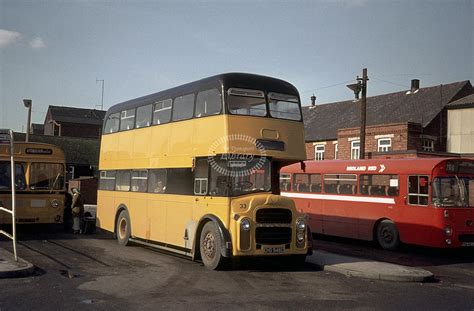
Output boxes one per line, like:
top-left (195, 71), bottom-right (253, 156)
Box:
top-left (0, 0), bottom-right (472, 132)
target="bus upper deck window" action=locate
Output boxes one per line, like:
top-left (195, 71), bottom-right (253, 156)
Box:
top-left (172, 94), bottom-right (195, 121)
top-left (227, 88), bottom-right (267, 117)
top-left (195, 89), bottom-right (222, 118)
top-left (104, 113), bottom-right (120, 134)
top-left (153, 99), bottom-right (172, 125)
top-left (135, 105), bottom-right (153, 129)
top-left (268, 92), bottom-right (301, 121)
top-left (120, 109), bottom-right (136, 131)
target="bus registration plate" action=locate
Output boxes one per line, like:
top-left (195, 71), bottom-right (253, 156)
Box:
top-left (264, 246), bottom-right (285, 254)
top-left (461, 242), bottom-right (474, 247)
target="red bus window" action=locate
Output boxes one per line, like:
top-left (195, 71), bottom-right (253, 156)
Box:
top-left (309, 174), bottom-right (322, 193)
top-left (408, 175), bottom-right (429, 206)
top-left (294, 174), bottom-right (309, 192)
top-left (360, 174), bottom-right (399, 196)
top-left (279, 173), bottom-right (291, 192)
top-left (324, 174), bottom-right (357, 195)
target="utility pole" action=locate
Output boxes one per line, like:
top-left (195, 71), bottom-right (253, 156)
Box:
top-left (96, 79), bottom-right (105, 110)
top-left (23, 99), bottom-right (32, 142)
top-left (357, 68), bottom-right (369, 159)
top-left (346, 68), bottom-right (369, 159)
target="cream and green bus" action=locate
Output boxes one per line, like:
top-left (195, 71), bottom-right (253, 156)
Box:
top-left (97, 73), bottom-right (311, 269)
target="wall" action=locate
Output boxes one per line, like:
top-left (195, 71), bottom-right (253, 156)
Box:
top-left (447, 107), bottom-right (474, 153)
top-left (305, 122), bottom-right (439, 160)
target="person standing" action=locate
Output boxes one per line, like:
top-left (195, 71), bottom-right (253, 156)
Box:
top-left (71, 188), bottom-right (84, 234)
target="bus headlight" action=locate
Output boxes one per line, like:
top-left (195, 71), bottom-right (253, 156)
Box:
top-left (296, 218), bottom-right (306, 232)
top-left (297, 232), bottom-right (305, 243)
top-left (240, 218), bottom-right (251, 232)
top-left (444, 226), bottom-right (452, 237)
top-left (51, 199), bottom-right (61, 208)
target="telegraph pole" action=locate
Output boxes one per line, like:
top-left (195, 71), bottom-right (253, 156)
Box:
top-left (23, 99), bottom-right (32, 142)
top-left (346, 68), bottom-right (369, 159)
top-left (96, 79), bottom-right (105, 110)
top-left (357, 68), bottom-right (369, 159)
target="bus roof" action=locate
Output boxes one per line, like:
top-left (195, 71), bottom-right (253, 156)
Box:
top-left (105, 72), bottom-right (300, 118)
top-left (281, 158), bottom-right (473, 175)
top-left (0, 142), bottom-right (65, 160)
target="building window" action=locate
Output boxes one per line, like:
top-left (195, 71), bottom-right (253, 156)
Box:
top-left (314, 145), bottom-right (325, 161)
top-left (378, 138), bottom-right (392, 152)
top-left (334, 143), bottom-right (338, 160)
top-left (351, 141), bottom-right (360, 160)
top-left (422, 139), bottom-right (434, 151)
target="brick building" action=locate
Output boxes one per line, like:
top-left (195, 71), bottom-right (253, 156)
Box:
top-left (303, 80), bottom-right (473, 160)
top-left (44, 106), bottom-right (106, 138)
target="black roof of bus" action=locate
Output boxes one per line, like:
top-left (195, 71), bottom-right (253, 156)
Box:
top-left (104, 72), bottom-right (300, 118)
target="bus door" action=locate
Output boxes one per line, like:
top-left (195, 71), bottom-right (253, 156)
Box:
top-left (400, 175), bottom-right (432, 245)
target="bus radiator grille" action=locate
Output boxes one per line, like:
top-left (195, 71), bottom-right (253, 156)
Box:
top-left (255, 227), bottom-right (292, 245)
top-left (256, 208), bottom-right (292, 224)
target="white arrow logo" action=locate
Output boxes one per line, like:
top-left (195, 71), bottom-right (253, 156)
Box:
top-left (379, 164), bottom-right (386, 173)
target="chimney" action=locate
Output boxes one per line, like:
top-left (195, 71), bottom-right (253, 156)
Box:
top-left (310, 95), bottom-right (316, 106)
top-left (411, 79), bottom-right (420, 92)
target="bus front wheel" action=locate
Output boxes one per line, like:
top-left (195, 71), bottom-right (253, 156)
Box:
top-left (200, 222), bottom-right (227, 270)
top-left (376, 220), bottom-right (399, 250)
top-left (116, 210), bottom-right (131, 246)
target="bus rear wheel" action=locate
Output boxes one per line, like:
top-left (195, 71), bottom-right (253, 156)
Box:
top-left (116, 210), bottom-right (131, 246)
top-left (376, 220), bottom-right (399, 250)
top-left (200, 222), bottom-right (227, 270)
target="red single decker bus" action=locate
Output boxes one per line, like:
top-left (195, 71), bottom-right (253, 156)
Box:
top-left (280, 158), bottom-right (474, 249)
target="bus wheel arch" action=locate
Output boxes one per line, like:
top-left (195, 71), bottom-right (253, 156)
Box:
top-left (374, 218), bottom-right (400, 250)
top-left (115, 205), bottom-right (132, 246)
top-left (193, 215), bottom-right (232, 264)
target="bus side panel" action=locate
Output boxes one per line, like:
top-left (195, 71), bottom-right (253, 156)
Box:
top-left (96, 190), bottom-right (116, 232)
top-left (164, 195), bottom-right (194, 248)
top-left (301, 197), bottom-right (323, 235)
top-left (132, 129), bottom-right (152, 169)
top-left (147, 194), bottom-right (166, 243)
top-left (322, 200), bottom-right (358, 239)
top-left (127, 193), bottom-right (149, 239)
top-left (149, 125), bottom-right (170, 168)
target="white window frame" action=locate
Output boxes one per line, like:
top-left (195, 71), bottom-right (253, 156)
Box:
top-left (194, 178), bottom-right (208, 195)
top-left (334, 143), bottom-right (338, 160)
top-left (422, 139), bottom-right (434, 151)
top-left (314, 144), bottom-right (325, 161)
top-left (351, 140), bottom-right (360, 160)
top-left (378, 138), bottom-right (392, 152)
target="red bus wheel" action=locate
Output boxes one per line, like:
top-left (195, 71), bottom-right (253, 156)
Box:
top-left (376, 220), bottom-right (399, 250)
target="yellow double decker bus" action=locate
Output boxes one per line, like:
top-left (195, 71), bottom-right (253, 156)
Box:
top-left (0, 142), bottom-right (66, 224)
top-left (97, 73), bottom-right (310, 269)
